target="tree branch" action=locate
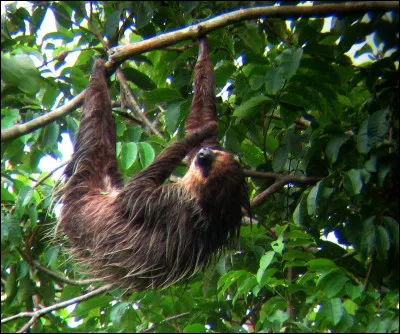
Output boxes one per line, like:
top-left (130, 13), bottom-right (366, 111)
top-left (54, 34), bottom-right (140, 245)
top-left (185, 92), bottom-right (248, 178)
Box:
top-left (116, 68), bottom-right (165, 139)
top-left (1, 284), bottom-right (111, 325)
top-left (108, 2), bottom-right (398, 63)
top-left (33, 261), bottom-right (102, 286)
top-left (1, 91), bottom-right (85, 142)
top-left (249, 173), bottom-right (320, 208)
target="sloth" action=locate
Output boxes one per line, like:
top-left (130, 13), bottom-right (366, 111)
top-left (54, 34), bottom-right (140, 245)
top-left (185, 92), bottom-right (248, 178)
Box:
top-left (59, 37), bottom-right (250, 291)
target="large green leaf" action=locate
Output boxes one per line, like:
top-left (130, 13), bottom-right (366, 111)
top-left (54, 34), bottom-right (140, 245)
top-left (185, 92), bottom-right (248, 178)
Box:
top-left (278, 47), bottom-right (303, 80)
top-left (357, 108), bottom-right (389, 154)
top-left (317, 269), bottom-right (349, 298)
top-left (326, 134), bottom-right (350, 165)
top-left (1, 53), bottom-right (42, 94)
top-left (265, 67), bottom-right (285, 94)
top-left (233, 95), bottom-right (271, 120)
top-left (214, 62), bottom-right (236, 87)
top-left (257, 251), bottom-right (275, 284)
top-left (142, 88), bottom-right (181, 104)
top-left (121, 142), bottom-right (138, 170)
top-left (343, 169), bottom-right (364, 196)
top-left (165, 101), bottom-right (185, 133)
top-left (318, 298), bottom-right (344, 326)
top-left (123, 67), bottom-right (157, 91)
top-left (138, 142), bottom-right (155, 168)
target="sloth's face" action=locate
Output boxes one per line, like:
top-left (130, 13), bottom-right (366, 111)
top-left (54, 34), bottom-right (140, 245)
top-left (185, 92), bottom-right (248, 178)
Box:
top-left (181, 147), bottom-right (242, 197)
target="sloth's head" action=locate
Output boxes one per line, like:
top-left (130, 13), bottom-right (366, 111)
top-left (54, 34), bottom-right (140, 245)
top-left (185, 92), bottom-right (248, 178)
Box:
top-left (181, 147), bottom-right (246, 204)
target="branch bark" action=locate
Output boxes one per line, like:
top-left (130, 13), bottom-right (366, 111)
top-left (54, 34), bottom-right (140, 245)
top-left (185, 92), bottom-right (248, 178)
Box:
top-left (108, 2), bottom-right (398, 63)
top-left (1, 91), bottom-right (85, 142)
top-left (249, 173), bottom-right (321, 208)
top-left (1, 284), bottom-right (111, 325)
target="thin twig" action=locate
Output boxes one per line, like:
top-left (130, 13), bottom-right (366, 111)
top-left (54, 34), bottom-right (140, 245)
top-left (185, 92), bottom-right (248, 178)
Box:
top-left (116, 68), bottom-right (164, 139)
top-left (34, 261), bottom-right (101, 286)
top-left (363, 250), bottom-right (376, 291)
top-left (142, 312), bottom-right (191, 333)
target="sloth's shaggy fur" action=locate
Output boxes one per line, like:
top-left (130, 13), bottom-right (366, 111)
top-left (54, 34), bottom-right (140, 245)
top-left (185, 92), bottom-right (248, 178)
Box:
top-left (59, 37), bottom-right (250, 291)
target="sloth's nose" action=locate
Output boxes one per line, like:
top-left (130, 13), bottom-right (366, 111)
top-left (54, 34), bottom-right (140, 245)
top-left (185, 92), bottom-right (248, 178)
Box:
top-left (198, 147), bottom-right (214, 160)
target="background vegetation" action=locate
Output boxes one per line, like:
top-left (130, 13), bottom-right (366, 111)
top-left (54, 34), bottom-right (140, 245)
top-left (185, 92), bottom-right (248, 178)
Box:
top-left (1, 1), bottom-right (399, 332)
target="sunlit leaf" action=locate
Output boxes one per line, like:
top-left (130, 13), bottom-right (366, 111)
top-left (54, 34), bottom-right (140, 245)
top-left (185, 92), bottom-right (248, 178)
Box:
top-left (138, 142), bottom-right (155, 168)
top-left (121, 142), bottom-right (138, 170)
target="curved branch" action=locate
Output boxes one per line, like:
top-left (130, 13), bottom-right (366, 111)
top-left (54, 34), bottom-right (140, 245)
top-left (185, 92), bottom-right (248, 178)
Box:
top-left (1, 284), bottom-right (112, 325)
top-left (245, 170), bottom-right (321, 184)
top-left (249, 173), bottom-right (321, 208)
top-left (1, 91), bottom-right (85, 142)
top-left (108, 2), bottom-right (398, 63)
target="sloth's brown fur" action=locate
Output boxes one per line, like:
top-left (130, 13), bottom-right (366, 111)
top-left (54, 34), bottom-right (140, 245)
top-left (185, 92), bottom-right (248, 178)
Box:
top-left (59, 37), bottom-right (250, 291)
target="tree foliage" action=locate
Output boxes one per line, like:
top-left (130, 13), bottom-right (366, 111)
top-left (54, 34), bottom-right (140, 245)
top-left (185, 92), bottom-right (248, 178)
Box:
top-left (1, 1), bottom-right (399, 333)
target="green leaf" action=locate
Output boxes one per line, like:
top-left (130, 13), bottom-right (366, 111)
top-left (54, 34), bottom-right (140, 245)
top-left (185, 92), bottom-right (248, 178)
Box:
top-left (279, 92), bottom-right (306, 108)
top-left (214, 62), bottom-right (236, 87)
top-left (307, 181), bottom-right (321, 216)
top-left (126, 127), bottom-right (142, 142)
top-left (142, 88), bottom-right (181, 105)
top-left (183, 324), bottom-right (206, 333)
top-left (282, 250), bottom-right (314, 262)
top-left (2, 215), bottom-right (23, 249)
top-left (110, 302), bottom-right (130, 324)
top-left (1, 53), bottom-right (42, 94)
top-left (293, 194), bottom-right (308, 225)
top-left (375, 225), bottom-right (390, 261)
top-left (343, 169), bottom-right (363, 196)
top-left (317, 269), bottom-right (349, 298)
top-left (286, 230), bottom-right (313, 240)
top-left (343, 299), bottom-right (358, 315)
top-left (233, 95), bottom-right (271, 120)
top-left (275, 224), bottom-right (288, 237)
top-left (345, 283), bottom-right (363, 300)
top-left (123, 67), bottom-right (157, 91)
top-left (18, 186), bottom-right (34, 207)
top-left (52, 3), bottom-right (71, 29)
top-left (45, 247), bottom-right (60, 267)
top-left (265, 135), bottom-right (279, 154)
top-left (278, 47), bottom-right (303, 80)
top-left (319, 298), bottom-right (344, 326)
top-left (42, 83), bottom-right (58, 108)
top-left (233, 276), bottom-right (257, 304)
top-left (265, 67), bottom-right (285, 94)
top-left (165, 101), bottom-right (184, 133)
top-left (138, 142), bottom-right (155, 168)
top-left (104, 10), bottom-right (121, 38)
top-left (360, 216), bottom-right (376, 260)
top-left (306, 258), bottom-right (337, 272)
top-left (136, 2), bottom-right (154, 28)
top-left (325, 134), bottom-right (350, 165)
top-left (357, 109), bottom-right (389, 154)
top-left (240, 140), bottom-right (264, 168)
top-left (121, 142), bottom-right (138, 170)
top-left (383, 216), bottom-right (399, 253)
top-left (42, 122), bottom-right (59, 148)
top-left (271, 234), bottom-right (284, 255)
top-left (239, 23), bottom-right (264, 54)
top-left (257, 251), bottom-right (275, 284)
top-left (217, 270), bottom-right (249, 296)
